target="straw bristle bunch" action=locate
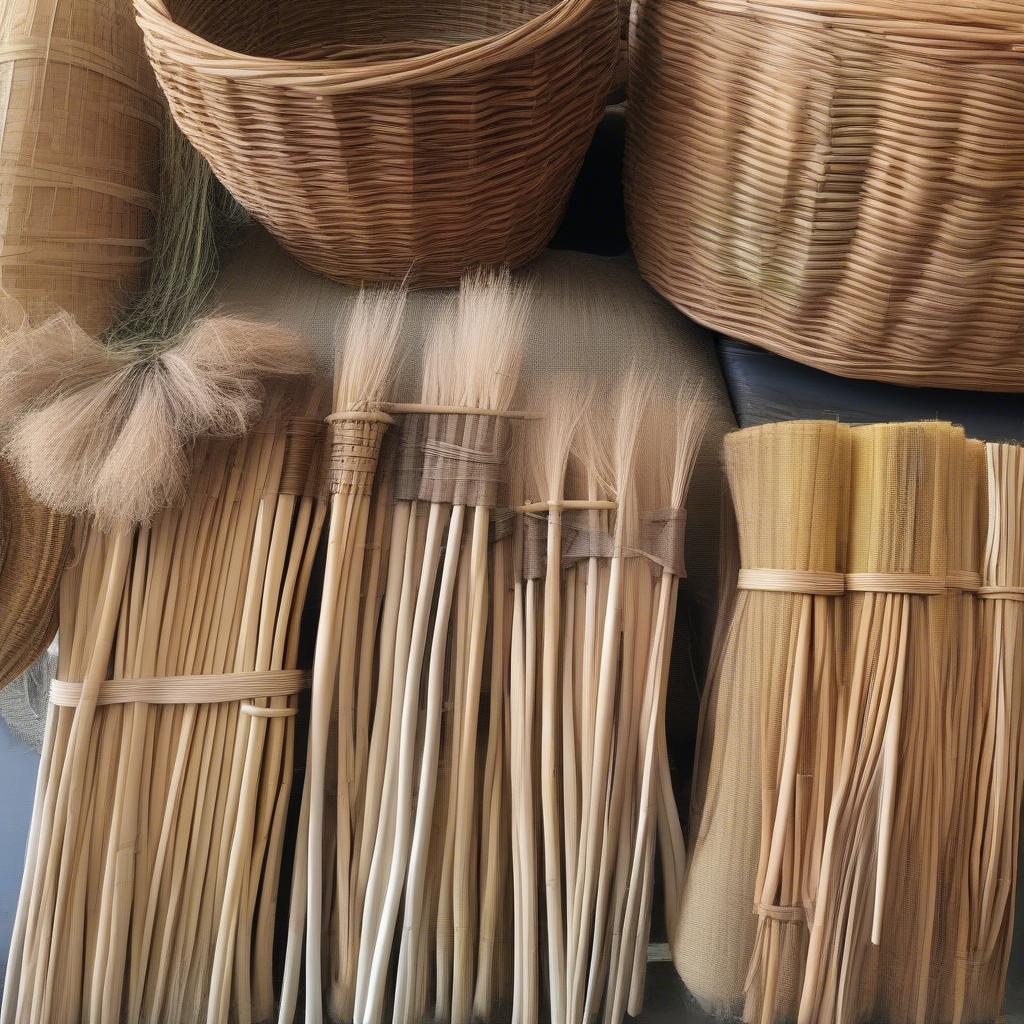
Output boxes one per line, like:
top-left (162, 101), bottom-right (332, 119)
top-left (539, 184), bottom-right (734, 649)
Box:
top-left (0, 311), bottom-right (311, 527)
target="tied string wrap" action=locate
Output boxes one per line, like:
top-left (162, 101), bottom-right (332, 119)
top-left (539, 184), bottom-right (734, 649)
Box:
top-left (326, 408), bottom-right (394, 497)
top-left (521, 503), bottom-right (687, 582)
top-left (280, 417), bottom-right (327, 497)
top-left (418, 412), bottom-right (509, 508)
top-left (49, 668), bottom-right (309, 707)
top-left (737, 570), bottom-right (984, 595)
top-left (978, 585), bottom-right (1024, 602)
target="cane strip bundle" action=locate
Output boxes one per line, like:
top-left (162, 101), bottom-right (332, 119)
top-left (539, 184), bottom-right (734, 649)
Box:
top-left (0, 320), bottom-right (323, 1024)
top-left (678, 419), bottom-right (1023, 1024)
top-left (944, 442), bottom-right (1024, 1024)
top-left (675, 420), bottom-right (851, 1017)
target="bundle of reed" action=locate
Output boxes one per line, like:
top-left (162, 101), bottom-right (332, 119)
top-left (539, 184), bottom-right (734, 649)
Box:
top-left (799, 422), bottom-right (956, 1024)
top-left (272, 287), bottom-right (405, 1024)
top-left (0, 317), bottom-right (322, 1024)
top-left (349, 270), bottom-right (527, 1024)
top-left (948, 441), bottom-right (1024, 1024)
top-left (928, 438), bottom-right (985, 1024)
top-left (674, 420), bottom-right (852, 1018)
top-left (728, 421), bottom-right (851, 1024)
top-left (544, 373), bottom-right (706, 1024)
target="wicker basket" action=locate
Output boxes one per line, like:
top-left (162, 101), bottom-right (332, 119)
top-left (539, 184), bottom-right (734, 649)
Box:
top-left (0, 0), bottom-right (163, 335)
top-left (626, 0), bottom-right (1024, 391)
top-left (134, 0), bottom-right (619, 288)
top-left (0, 460), bottom-right (69, 690)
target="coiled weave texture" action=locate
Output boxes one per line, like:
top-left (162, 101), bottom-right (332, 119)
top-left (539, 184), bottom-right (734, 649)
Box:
top-left (626, 0), bottom-right (1024, 391)
top-left (134, 0), bottom-right (619, 288)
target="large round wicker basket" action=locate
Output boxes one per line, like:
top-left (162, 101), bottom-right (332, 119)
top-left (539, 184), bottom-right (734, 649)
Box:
top-left (134, 0), bottom-right (619, 288)
top-left (626, 0), bottom-right (1024, 391)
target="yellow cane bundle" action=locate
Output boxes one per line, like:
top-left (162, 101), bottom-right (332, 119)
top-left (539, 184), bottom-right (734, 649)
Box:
top-left (801, 423), bottom-right (956, 1024)
top-left (675, 420), bottom-right (852, 1017)
top-left (0, 319), bottom-right (324, 1024)
top-left (950, 442), bottom-right (1024, 1024)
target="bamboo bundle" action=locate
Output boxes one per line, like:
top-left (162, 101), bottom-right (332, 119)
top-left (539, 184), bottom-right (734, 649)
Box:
top-left (949, 442), bottom-right (1024, 1024)
top-left (674, 420), bottom-right (852, 1017)
top-left (929, 438), bottom-right (985, 1024)
top-left (283, 288), bottom-right (406, 1024)
top-left (0, 318), bottom-right (322, 1024)
top-left (799, 422), bottom-right (956, 1024)
top-left (733, 422), bottom-right (850, 1024)
top-left (564, 372), bottom-right (651, 1024)
top-left (351, 270), bottom-right (527, 1024)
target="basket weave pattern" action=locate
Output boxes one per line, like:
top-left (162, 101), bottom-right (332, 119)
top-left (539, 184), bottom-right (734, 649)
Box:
top-left (626, 0), bottom-right (1024, 391)
top-left (135, 0), bottom-right (619, 287)
top-left (0, 0), bottom-right (162, 335)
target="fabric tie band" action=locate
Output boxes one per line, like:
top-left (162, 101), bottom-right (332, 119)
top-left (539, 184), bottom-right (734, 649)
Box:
top-left (50, 669), bottom-right (310, 707)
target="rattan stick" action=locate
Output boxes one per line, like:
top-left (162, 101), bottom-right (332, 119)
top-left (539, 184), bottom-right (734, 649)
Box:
top-left (434, 540), bottom-right (472, 1019)
top-left (393, 504), bottom-right (465, 1023)
top-left (510, 571), bottom-right (539, 1024)
top-left (473, 540), bottom-right (510, 1020)
top-left (356, 499), bottom-right (422, 1002)
top-left (451, 503), bottom-right (493, 1024)
top-left (306, 492), bottom-right (360, 1023)
top-left (539, 502), bottom-right (568, 1024)
top-left (608, 568), bottom-right (674, 1022)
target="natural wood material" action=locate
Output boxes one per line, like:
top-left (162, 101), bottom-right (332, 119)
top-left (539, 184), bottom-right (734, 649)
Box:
top-left (627, 0), bottom-right (1024, 391)
top-left (133, 0), bottom-right (619, 288)
top-left (0, 0), bottom-right (162, 335)
top-left (675, 420), bottom-right (851, 1018)
top-left (0, 323), bottom-right (320, 1024)
top-left (799, 422), bottom-right (957, 1024)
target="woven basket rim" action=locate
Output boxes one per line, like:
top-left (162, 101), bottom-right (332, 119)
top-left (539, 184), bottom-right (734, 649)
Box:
top-left (683, 0), bottom-right (1024, 46)
top-left (134, 0), bottom-right (604, 93)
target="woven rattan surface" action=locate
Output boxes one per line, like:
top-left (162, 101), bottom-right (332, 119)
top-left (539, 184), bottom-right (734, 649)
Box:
top-left (0, 0), bottom-right (163, 335)
top-left (0, 461), bottom-right (69, 690)
top-left (135, 0), bottom-right (619, 288)
top-left (626, 0), bottom-right (1024, 391)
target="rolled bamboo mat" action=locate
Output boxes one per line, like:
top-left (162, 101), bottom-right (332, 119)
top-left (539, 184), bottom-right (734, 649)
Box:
top-left (626, 0), bottom-right (1024, 390)
top-left (675, 420), bottom-right (851, 1016)
top-left (0, 0), bottom-right (162, 336)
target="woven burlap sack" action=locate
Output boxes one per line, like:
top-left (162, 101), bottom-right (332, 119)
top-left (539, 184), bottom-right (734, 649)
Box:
top-left (0, 0), bottom-right (162, 334)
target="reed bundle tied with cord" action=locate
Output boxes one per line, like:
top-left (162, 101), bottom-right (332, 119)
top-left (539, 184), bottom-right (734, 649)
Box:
top-left (675, 420), bottom-right (852, 1018)
top-left (801, 422), bottom-right (957, 1024)
top-left (510, 369), bottom-right (707, 1024)
top-left (677, 418), bottom-right (1024, 1024)
top-left (0, 317), bottom-right (325, 1024)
